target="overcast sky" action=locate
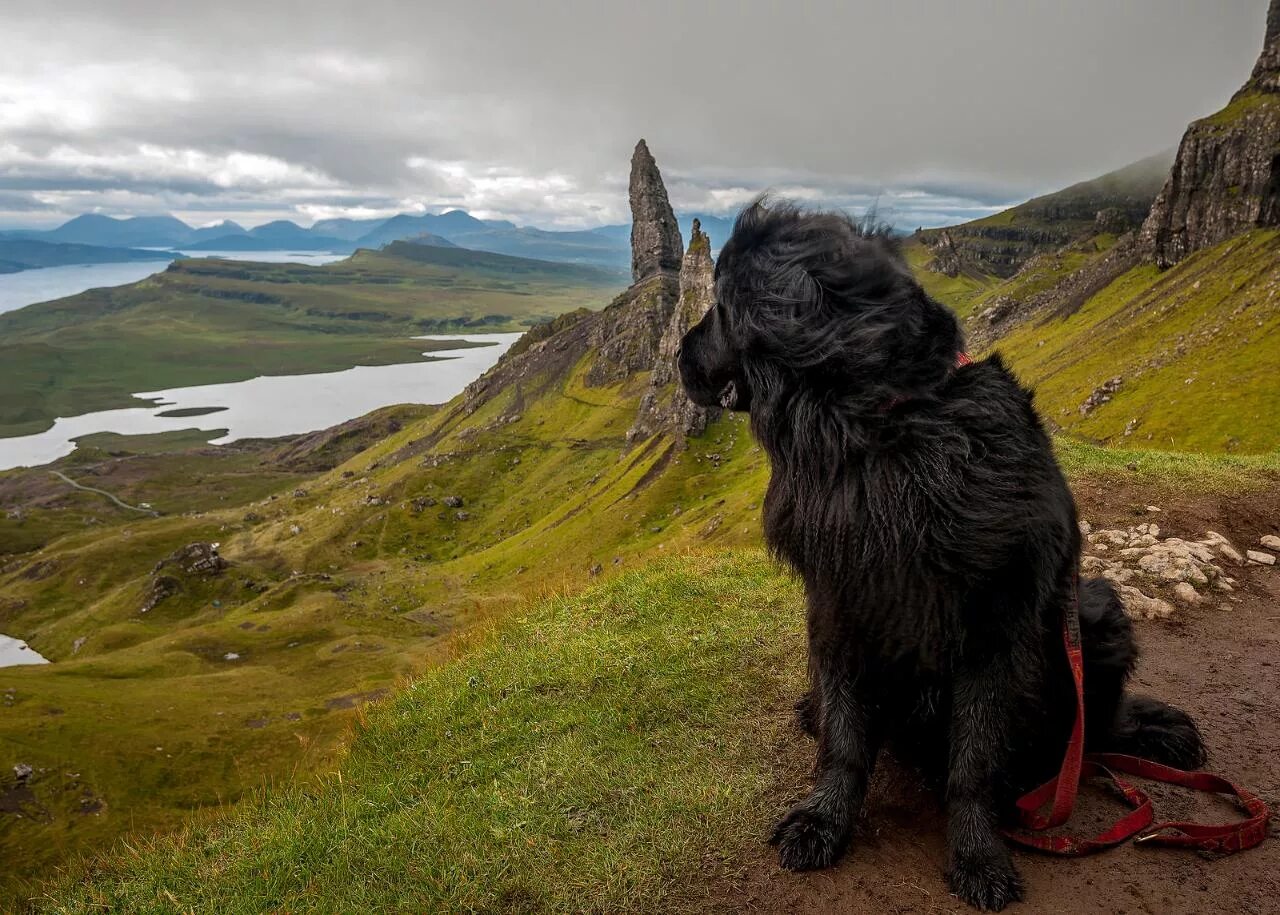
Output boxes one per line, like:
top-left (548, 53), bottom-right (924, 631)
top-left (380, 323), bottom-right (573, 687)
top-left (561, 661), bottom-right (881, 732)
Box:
top-left (0, 0), bottom-right (1269, 231)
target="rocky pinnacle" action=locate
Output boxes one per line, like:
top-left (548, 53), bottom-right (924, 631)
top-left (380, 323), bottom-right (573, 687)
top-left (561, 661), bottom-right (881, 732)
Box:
top-left (629, 139), bottom-right (684, 283)
top-left (1253, 0), bottom-right (1280, 87)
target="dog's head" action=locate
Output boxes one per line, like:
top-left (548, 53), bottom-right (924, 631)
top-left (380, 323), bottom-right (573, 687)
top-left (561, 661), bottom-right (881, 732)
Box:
top-left (678, 199), bottom-right (961, 418)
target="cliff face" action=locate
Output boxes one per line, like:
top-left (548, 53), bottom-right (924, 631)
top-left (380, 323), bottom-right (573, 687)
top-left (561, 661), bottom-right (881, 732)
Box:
top-left (1140, 0), bottom-right (1280, 268)
top-left (629, 139), bottom-right (684, 282)
top-left (629, 219), bottom-right (720, 442)
top-left (916, 154), bottom-right (1169, 278)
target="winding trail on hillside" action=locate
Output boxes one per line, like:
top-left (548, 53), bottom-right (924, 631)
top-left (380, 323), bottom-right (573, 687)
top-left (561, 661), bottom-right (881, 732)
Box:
top-left (48, 469), bottom-right (160, 517)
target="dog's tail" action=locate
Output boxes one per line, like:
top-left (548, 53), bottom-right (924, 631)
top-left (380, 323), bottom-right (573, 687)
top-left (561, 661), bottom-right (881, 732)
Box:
top-left (1079, 576), bottom-right (1207, 771)
top-left (1106, 694), bottom-right (1207, 770)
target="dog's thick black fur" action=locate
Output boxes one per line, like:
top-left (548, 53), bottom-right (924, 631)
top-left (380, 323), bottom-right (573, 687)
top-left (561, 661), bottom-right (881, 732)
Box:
top-left (678, 199), bottom-right (1206, 911)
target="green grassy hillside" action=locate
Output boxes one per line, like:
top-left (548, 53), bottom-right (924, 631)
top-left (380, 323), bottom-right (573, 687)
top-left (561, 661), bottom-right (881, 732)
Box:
top-left (0, 246), bottom-right (623, 437)
top-left (912, 229), bottom-right (1280, 453)
top-left (35, 552), bottom-right (804, 914)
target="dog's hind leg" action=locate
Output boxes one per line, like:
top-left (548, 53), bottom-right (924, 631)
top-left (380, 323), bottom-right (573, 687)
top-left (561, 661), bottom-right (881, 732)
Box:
top-left (1079, 576), bottom-right (1207, 770)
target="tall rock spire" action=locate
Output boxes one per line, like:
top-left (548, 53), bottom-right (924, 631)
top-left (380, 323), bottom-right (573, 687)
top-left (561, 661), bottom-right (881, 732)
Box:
top-left (629, 139), bottom-right (684, 283)
top-left (629, 218), bottom-right (719, 443)
top-left (1140, 0), bottom-right (1280, 267)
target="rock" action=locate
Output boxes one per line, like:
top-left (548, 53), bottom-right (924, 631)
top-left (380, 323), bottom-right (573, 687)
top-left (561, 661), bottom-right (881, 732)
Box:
top-left (156, 542), bottom-right (227, 577)
top-left (1246, 549), bottom-right (1276, 565)
top-left (628, 139), bottom-right (683, 283)
top-left (1218, 543), bottom-right (1245, 564)
top-left (1260, 534), bottom-right (1280, 550)
top-left (1145, 505), bottom-right (1162, 513)
top-left (629, 217), bottom-right (721, 442)
top-left (1078, 520), bottom-right (1092, 535)
top-left (13, 763), bottom-right (33, 781)
top-left (1079, 377), bottom-right (1123, 415)
top-left (443, 495), bottom-right (464, 509)
top-left (1172, 582), bottom-right (1200, 605)
top-left (454, 511), bottom-right (470, 521)
top-left (1119, 585), bottom-right (1175, 620)
top-left (1139, 0), bottom-right (1280, 267)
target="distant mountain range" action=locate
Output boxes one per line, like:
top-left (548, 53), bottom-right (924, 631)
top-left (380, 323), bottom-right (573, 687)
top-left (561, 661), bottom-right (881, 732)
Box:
top-left (0, 211), bottom-right (741, 270)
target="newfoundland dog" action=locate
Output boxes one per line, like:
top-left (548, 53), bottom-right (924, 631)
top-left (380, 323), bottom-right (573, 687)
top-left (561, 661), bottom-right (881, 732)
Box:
top-left (677, 199), bottom-right (1205, 911)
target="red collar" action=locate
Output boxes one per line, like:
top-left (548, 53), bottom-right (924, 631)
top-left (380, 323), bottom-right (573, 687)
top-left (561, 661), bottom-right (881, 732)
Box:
top-left (883, 351), bottom-right (973, 412)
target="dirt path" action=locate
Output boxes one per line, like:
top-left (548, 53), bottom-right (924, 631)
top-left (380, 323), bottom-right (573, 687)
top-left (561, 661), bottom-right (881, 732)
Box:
top-left (723, 484), bottom-right (1280, 914)
top-left (48, 469), bottom-right (160, 516)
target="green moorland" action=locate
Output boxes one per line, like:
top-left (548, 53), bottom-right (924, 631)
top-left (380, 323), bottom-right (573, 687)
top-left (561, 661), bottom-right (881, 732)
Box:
top-left (0, 243), bottom-right (623, 437)
top-left (23, 428), bottom-right (1280, 914)
top-left (4, 168), bottom-right (1279, 909)
top-left (4, 315), bottom-right (1278, 908)
top-left (911, 228), bottom-right (1280, 453)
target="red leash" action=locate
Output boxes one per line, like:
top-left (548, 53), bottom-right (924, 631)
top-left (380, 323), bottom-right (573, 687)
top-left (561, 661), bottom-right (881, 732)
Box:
top-left (1003, 574), bottom-right (1271, 856)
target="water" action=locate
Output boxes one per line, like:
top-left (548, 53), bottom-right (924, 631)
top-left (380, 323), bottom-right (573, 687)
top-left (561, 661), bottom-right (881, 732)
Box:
top-left (0, 333), bottom-right (522, 471)
top-left (0, 250), bottom-right (347, 316)
top-left (0, 634), bottom-right (49, 668)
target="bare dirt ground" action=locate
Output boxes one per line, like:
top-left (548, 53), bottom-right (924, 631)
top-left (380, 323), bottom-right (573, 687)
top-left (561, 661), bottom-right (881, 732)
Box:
top-left (728, 482), bottom-right (1280, 914)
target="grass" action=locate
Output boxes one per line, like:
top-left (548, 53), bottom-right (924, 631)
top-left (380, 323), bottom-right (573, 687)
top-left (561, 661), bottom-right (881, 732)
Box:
top-left (0, 246), bottom-right (623, 437)
top-left (990, 229), bottom-right (1280, 452)
top-left (26, 552), bottom-right (805, 914)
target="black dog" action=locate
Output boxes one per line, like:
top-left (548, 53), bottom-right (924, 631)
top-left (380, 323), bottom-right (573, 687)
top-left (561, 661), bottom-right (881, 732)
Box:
top-left (678, 199), bottom-right (1205, 911)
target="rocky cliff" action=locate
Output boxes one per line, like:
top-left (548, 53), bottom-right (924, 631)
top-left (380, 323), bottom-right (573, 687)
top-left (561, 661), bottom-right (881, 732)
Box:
top-left (916, 153), bottom-right (1169, 278)
top-left (1140, 0), bottom-right (1280, 268)
top-left (629, 219), bottom-right (720, 442)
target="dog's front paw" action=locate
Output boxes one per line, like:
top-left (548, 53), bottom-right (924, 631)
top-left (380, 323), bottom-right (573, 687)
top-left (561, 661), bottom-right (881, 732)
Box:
top-left (769, 802), bottom-right (848, 871)
top-left (947, 846), bottom-right (1024, 912)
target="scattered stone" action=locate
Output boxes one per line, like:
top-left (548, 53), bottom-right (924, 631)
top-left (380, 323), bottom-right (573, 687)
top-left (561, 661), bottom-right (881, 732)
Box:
top-left (289, 524), bottom-right (302, 536)
top-left (1079, 377), bottom-right (1123, 415)
top-left (1172, 582), bottom-right (1200, 605)
top-left (1145, 505), bottom-right (1162, 513)
top-left (454, 511), bottom-right (471, 521)
top-left (1246, 549), bottom-right (1276, 565)
top-left (1260, 534), bottom-right (1280, 550)
top-left (13, 763), bottom-right (33, 782)
top-left (443, 495), bottom-right (464, 509)
top-left (223, 652), bottom-right (241, 661)
top-left (292, 489), bottom-right (307, 498)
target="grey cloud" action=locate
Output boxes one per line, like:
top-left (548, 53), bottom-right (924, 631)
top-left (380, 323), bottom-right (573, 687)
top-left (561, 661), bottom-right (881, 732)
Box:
top-left (0, 0), bottom-right (1269, 230)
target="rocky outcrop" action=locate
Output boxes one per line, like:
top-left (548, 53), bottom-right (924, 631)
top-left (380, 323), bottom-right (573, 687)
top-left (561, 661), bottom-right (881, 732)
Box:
top-left (629, 139), bottom-right (683, 282)
top-left (629, 219), bottom-right (720, 442)
top-left (459, 141), bottom-right (686, 432)
top-left (1140, 0), bottom-right (1280, 268)
top-left (961, 234), bottom-right (1142, 350)
top-left (1080, 520), bottom-right (1245, 620)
